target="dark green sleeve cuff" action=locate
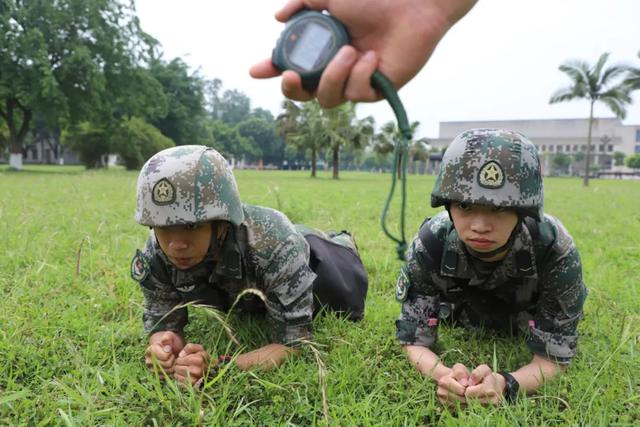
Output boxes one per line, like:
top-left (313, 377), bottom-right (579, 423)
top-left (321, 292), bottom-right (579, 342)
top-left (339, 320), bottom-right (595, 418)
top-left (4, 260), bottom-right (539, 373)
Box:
top-left (396, 319), bottom-right (437, 347)
top-left (271, 319), bottom-right (313, 348)
top-left (143, 308), bottom-right (188, 335)
top-left (526, 326), bottom-right (577, 364)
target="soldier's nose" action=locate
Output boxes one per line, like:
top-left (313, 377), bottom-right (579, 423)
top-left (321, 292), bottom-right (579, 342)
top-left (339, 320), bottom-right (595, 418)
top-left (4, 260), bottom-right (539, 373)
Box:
top-left (169, 239), bottom-right (189, 250)
top-left (469, 215), bottom-right (492, 233)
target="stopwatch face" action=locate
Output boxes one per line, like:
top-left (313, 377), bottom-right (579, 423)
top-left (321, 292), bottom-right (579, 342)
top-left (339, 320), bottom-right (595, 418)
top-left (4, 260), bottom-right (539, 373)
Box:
top-left (272, 10), bottom-right (349, 90)
top-left (286, 20), bottom-right (335, 72)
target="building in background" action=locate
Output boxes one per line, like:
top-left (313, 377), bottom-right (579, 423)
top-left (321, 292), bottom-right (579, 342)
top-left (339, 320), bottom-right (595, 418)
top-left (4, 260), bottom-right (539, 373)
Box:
top-left (429, 118), bottom-right (640, 177)
top-left (20, 138), bottom-right (80, 165)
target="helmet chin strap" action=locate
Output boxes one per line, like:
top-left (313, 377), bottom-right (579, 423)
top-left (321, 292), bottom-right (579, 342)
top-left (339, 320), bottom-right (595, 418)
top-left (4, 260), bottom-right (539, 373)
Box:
top-left (207, 221), bottom-right (230, 262)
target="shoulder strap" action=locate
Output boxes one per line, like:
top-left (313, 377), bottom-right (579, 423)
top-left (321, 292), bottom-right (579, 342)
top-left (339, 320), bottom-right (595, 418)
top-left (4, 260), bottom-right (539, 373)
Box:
top-left (523, 216), bottom-right (553, 270)
top-left (523, 216), bottom-right (539, 240)
top-left (418, 218), bottom-right (445, 268)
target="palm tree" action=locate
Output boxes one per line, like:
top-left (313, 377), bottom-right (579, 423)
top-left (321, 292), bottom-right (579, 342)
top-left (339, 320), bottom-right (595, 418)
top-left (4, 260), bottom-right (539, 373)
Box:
top-left (549, 52), bottom-right (632, 186)
top-left (624, 51), bottom-right (640, 90)
top-left (324, 103), bottom-right (375, 179)
top-left (276, 100), bottom-right (301, 139)
top-left (283, 100), bottom-right (328, 178)
top-left (372, 120), bottom-right (421, 178)
top-left (409, 137), bottom-right (431, 174)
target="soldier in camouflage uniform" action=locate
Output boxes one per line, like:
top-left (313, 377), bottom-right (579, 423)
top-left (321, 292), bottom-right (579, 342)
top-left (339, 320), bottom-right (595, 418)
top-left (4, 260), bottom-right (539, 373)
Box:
top-left (131, 145), bottom-right (367, 385)
top-left (395, 129), bottom-right (587, 406)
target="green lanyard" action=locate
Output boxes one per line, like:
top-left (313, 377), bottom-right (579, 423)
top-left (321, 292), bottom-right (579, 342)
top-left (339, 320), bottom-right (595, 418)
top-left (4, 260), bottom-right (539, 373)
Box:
top-left (372, 71), bottom-right (412, 261)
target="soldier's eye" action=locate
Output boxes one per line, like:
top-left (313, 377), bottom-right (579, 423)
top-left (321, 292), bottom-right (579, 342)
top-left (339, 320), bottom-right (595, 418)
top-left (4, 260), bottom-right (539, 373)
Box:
top-left (185, 223), bottom-right (199, 230)
top-left (458, 202), bottom-right (471, 211)
top-left (493, 206), bottom-right (506, 213)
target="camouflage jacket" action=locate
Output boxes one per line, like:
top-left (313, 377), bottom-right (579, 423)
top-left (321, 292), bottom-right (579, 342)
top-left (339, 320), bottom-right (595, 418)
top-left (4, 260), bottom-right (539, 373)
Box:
top-left (395, 211), bottom-right (587, 364)
top-left (131, 204), bottom-right (317, 346)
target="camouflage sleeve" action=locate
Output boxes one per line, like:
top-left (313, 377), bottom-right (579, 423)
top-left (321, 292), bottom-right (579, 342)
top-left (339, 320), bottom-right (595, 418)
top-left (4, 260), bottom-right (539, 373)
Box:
top-left (262, 233), bottom-right (316, 346)
top-left (132, 237), bottom-right (188, 334)
top-left (527, 241), bottom-right (587, 364)
top-left (395, 226), bottom-right (443, 348)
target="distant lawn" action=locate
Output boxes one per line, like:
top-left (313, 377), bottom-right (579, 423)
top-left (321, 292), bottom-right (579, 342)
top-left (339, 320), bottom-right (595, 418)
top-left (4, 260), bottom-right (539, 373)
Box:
top-left (0, 166), bottom-right (638, 425)
top-left (0, 164), bottom-right (86, 173)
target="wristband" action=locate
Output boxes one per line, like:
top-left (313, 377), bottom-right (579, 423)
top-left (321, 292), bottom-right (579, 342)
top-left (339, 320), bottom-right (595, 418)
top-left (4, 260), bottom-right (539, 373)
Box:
top-left (497, 371), bottom-right (519, 403)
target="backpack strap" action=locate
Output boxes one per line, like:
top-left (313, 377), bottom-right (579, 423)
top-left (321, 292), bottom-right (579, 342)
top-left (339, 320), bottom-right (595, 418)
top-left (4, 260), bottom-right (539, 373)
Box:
top-left (417, 218), bottom-right (446, 270)
top-left (523, 216), bottom-right (554, 270)
top-left (523, 216), bottom-right (539, 240)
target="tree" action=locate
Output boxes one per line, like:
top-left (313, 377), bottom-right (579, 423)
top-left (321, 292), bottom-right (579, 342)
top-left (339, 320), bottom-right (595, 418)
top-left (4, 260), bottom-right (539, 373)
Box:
top-left (624, 51), bottom-right (640, 90)
top-left (251, 107), bottom-right (275, 122)
top-left (276, 100), bottom-right (306, 169)
top-left (148, 58), bottom-right (207, 146)
top-left (550, 52), bottom-right (632, 186)
top-left (279, 100), bottom-right (328, 178)
top-left (114, 117), bottom-right (174, 170)
top-left (409, 138), bottom-right (431, 174)
top-left (236, 116), bottom-right (282, 166)
top-left (372, 121), bottom-right (418, 178)
top-left (626, 153), bottom-right (640, 170)
top-left (0, 0), bottom-right (160, 169)
top-left (218, 89), bottom-right (251, 126)
top-left (551, 153), bottom-right (571, 176)
top-left (204, 78), bottom-right (223, 119)
top-left (0, 119), bottom-right (8, 156)
top-left (276, 100), bottom-right (302, 141)
top-left (62, 123), bottom-right (111, 169)
top-left (206, 119), bottom-right (251, 162)
top-left (371, 121), bottom-right (397, 158)
top-left (612, 151), bottom-right (626, 167)
top-left (323, 103), bottom-right (374, 179)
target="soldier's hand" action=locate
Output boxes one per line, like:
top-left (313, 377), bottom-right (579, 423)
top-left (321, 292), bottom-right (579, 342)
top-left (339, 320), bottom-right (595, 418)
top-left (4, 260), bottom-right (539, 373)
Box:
top-left (145, 331), bottom-right (184, 379)
top-left (436, 363), bottom-right (470, 405)
top-left (464, 364), bottom-right (505, 406)
top-left (173, 343), bottom-right (211, 386)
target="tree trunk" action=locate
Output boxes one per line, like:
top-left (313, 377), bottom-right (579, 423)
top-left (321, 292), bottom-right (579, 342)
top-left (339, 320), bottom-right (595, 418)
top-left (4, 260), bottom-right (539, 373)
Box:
top-left (311, 147), bottom-right (317, 178)
top-left (2, 99), bottom-right (32, 170)
top-left (584, 102), bottom-right (594, 187)
top-left (9, 153), bottom-right (22, 169)
top-left (332, 147), bottom-right (339, 179)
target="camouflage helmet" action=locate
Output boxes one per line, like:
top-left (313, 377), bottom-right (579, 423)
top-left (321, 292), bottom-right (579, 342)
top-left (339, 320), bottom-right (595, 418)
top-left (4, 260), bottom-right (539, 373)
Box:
top-left (431, 128), bottom-right (543, 220)
top-left (135, 145), bottom-right (244, 227)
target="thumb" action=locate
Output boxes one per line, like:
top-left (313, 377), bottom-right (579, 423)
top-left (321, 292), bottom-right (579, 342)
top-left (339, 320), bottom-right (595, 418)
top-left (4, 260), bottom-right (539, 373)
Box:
top-left (469, 365), bottom-right (492, 386)
top-left (179, 343), bottom-right (202, 358)
top-left (160, 332), bottom-right (174, 353)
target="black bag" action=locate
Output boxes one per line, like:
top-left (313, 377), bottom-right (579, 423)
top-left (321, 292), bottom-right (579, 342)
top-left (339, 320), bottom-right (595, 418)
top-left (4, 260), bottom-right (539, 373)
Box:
top-left (304, 231), bottom-right (368, 321)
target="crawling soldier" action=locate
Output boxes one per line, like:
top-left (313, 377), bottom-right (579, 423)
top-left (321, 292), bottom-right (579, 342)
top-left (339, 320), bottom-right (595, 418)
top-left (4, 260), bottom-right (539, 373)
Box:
top-left (395, 129), bottom-right (587, 405)
top-left (131, 145), bottom-right (367, 385)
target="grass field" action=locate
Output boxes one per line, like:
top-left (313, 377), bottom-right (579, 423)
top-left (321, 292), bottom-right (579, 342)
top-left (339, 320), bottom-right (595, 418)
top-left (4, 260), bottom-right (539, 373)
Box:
top-left (0, 165), bottom-right (639, 425)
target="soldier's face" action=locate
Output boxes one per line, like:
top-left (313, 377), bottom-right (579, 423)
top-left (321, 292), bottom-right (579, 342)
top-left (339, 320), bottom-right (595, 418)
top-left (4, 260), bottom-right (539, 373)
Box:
top-left (154, 222), bottom-right (212, 270)
top-left (449, 202), bottom-right (518, 261)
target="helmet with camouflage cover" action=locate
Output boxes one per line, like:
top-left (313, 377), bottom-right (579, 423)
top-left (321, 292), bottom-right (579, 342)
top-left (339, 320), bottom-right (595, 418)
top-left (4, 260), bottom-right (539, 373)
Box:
top-left (135, 145), bottom-right (244, 227)
top-left (431, 128), bottom-right (543, 220)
